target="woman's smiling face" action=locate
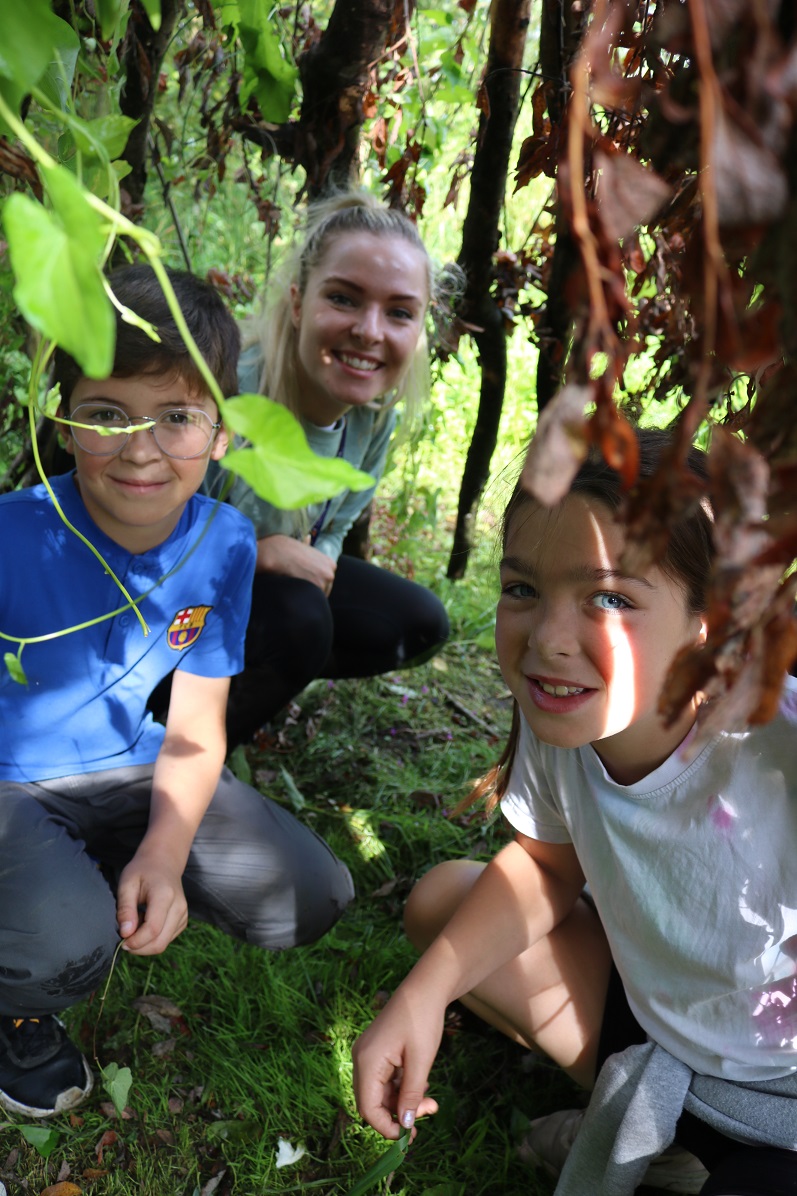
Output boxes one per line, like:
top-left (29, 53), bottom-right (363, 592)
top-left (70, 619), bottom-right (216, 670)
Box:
top-left (290, 230), bottom-right (429, 426)
top-left (495, 493), bottom-right (705, 785)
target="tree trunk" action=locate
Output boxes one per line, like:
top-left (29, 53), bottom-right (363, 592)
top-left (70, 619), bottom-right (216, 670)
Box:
top-left (119, 0), bottom-right (186, 208)
top-left (534, 0), bottom-right (585, 411)
top-left (446, 0), bottom-right (530, 580)
top-left (295, 0), bottom-right (410, 197)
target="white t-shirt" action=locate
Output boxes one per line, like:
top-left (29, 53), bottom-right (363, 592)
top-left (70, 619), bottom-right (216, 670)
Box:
top-left (500, 677), bottom-right (797, 1082)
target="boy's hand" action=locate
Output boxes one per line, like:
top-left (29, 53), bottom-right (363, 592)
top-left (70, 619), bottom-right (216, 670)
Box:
top-left (256, 533), bottom-right (336, 594)
top-left (352, 984), bottom-right (443, 1140)
top-left (116, 848), bottom-right (189, 955)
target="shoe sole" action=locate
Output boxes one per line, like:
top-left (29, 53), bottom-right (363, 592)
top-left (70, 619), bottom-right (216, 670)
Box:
top-left (0, 1057), bottom-right (93, 1119)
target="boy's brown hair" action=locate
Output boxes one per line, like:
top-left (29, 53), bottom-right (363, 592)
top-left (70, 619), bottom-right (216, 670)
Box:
top-left (53, 265), bottom-right (240, 407)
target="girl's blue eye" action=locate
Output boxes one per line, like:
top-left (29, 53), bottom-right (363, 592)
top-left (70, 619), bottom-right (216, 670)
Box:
top-left (328, 292), bottom-right (355, 307)
top-left (592, 591), bottom-right (632, 611)
top-left (501, 581), bottom-right (537, 600)
top-left (390, 307), bottom-right (414, 321)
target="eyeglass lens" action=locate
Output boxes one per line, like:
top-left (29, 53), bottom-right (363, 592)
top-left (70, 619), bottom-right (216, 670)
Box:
top-left (69, 404), bottom-right (215, 459)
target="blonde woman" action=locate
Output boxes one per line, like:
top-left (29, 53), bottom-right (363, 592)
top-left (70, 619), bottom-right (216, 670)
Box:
top-left (211, 192), bottom-right (452, 746)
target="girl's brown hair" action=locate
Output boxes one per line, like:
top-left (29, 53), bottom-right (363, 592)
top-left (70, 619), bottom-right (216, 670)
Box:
top-left (463, 426), bottom-right (715, 815)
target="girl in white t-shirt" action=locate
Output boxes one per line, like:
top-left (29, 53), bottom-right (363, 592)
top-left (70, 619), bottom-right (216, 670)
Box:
top-left (352, 427), bottom-right (797, 1196)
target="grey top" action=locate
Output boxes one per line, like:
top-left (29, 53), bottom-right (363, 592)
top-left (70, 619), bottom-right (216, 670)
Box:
top-left (554, 1039), bottom-right (797, 1195)
top-left (205, 343), bottom-right (396, 561)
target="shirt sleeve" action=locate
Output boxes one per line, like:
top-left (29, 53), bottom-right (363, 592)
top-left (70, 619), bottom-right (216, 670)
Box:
top-left (313, 407), bottom-right (396, 561)
top-left (499, 716), bottom-right (573, 843)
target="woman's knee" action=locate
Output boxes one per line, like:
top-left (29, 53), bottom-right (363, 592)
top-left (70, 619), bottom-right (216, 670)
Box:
top-left (401, 587), bottom-right (450, 658)
top-left (247, 574), bottom-right (334, 673)
top-left (404, 859), bottom-right (486, 950)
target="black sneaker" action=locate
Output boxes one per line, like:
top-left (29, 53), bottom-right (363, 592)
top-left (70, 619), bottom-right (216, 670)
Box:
top-left (0, 1015), bottom-right (93, 1118)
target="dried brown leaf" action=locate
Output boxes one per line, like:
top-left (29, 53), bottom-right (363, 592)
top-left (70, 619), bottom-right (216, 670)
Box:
top-left (712, 105), bottom-right (788, 226)
top-left (709, 427), bottom-right (770, 561)
top-left (521, 385), bottom-right (592, 505)
top-left (594, 149), bottom-right (672, 241)
top-left (131, 994), bottom-right (185, 1029)
top-left (704, 0), bottom-right (749, 45)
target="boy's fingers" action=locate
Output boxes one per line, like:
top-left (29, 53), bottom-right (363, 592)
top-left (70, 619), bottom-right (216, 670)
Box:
top-left (123, 893), bottom-right (188, 954)
top-left (116, 880), bottom-right (142, 938)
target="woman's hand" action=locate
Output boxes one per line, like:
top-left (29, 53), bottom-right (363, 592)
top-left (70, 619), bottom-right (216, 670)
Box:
top-left (352, 983), bottom-right (443, 1140)
top-left (256, 533), bottom-right (337, 595)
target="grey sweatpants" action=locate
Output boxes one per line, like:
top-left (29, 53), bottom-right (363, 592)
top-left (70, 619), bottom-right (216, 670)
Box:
top-left (0, 765), bottom-right (354, 1017)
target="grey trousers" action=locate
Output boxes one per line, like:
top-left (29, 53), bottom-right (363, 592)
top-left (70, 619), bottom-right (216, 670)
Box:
top-left (0, 765), bottom-right (354, 1017)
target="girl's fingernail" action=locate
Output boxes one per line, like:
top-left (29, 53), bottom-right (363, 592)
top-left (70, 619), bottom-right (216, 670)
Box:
top-left (401, 1110), bottom-right (415, 1128)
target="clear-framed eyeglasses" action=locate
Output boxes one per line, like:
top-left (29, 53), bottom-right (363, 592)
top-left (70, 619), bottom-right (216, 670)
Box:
top-left (61, 403), bottom-right (222, 460)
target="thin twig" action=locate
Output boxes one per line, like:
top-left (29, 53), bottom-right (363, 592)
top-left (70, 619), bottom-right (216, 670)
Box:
top-left (688, 0), bottom-right (728, 421)
top-left (439, 688), bottom-right (503, 737)
top-left (150, 131), bottom-right (192, 272)
top-left (92, 937), bottom-right (127, 1064)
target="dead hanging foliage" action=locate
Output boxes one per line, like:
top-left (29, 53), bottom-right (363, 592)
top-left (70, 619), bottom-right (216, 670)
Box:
top-left (518, 0), bottom-right (797, 749)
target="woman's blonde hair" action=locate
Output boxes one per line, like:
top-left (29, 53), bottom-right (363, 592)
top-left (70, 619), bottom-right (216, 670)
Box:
top-left (245, 190), bottom-right (458, 428)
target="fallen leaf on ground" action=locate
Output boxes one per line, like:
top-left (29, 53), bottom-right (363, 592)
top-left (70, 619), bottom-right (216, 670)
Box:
top-left (275, 1137), bottom-right (307, 1168)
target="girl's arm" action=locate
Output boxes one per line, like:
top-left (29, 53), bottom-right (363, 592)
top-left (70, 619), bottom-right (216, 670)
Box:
top-left (116, 671), bottom-right (229, 955)
top-left (352, 833), bottom-right (585, 1139)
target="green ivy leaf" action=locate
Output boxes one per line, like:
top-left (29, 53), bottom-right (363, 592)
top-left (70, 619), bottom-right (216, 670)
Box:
top-left (4, 653), bottom-right (27, 685)
top-left (344, 1131), bottom-right (410, 1196)
top-left (72, 114), bottom-right (139, 162)
top-left (0, 0), bottom-right (68, 91)
top-left (139, 0), bottom-right (162, 30)
top-left (100, 1061), bottom-right (133, 1115)
top-left (36, 16), bottom-right (81, 112)
top-left (0, 0), bottom-right (71, 133)
top-left (94, 0), bottom-right (129, 41)
top-left (220, 396), bottom-right (374, 509)
top-left (227, 743), bottom-right (252, 785)
top-left (19, 1124), bottom-right (60, 1158)
top-left (216, 0), bottom-right (297, 123)
top-left (3, 164), bottom-right (115, 378)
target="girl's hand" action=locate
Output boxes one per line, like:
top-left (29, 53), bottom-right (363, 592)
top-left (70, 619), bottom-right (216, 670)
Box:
top-left (352, 986), bottom-right (443, 1140)
top-left (116, 849), bottom-right (189, 955)
top-left (256, 533), bottom-right (337, 594)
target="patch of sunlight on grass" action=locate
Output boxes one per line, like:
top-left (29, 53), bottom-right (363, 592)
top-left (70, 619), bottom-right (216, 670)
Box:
top-left (342, 808), bottom-right (390, 868)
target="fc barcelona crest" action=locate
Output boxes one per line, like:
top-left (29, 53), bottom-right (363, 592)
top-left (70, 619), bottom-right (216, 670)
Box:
top-left (167, 605), bottom-right (213, 650)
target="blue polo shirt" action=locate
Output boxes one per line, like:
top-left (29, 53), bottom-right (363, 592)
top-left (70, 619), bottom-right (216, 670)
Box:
top-left (0, 472), bottom-right (256, 782)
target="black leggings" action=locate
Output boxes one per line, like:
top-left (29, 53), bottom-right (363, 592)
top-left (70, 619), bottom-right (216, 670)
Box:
top-left (598, 967), bottom-right (797, 1195)
top-left (223, 555), bottom-right (449, 747)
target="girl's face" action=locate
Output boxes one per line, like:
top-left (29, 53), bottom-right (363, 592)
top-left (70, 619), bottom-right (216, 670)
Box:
top-left (495, 493), bottom-right (706, 785)
top-left (290, 230), bottom-right (429, 426)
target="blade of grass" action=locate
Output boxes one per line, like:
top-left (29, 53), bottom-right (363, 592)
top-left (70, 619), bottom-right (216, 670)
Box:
top-left (343, 1131), bottom-right (411, 1196)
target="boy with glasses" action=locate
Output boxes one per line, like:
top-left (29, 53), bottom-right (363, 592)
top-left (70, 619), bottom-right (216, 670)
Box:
top-left (0, 265), bottom-right (353, 1118)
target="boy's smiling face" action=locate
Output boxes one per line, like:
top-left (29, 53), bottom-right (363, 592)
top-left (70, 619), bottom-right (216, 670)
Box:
top-left (61, 372), bottom-right (228, 554)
